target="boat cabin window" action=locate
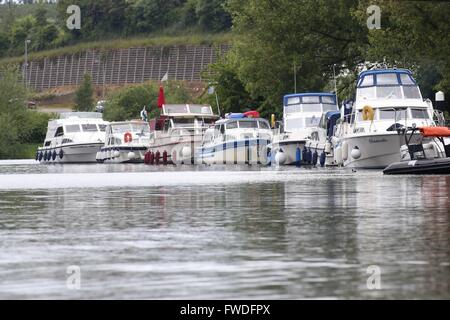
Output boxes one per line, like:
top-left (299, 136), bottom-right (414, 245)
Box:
top-left (98, 124), bottom-right (107, 132)
top-left (359, 74), bottom-right (374, 87)
top-left (65, 124), bottom-right (81, 133)
top-left (357, 87), bottom-right (376, 100)
top-left (287, 97), bottom-right (301, 105)
top-left (411, 108), bottom-right (429, 119)
top-left (400, 74), bottom-right (414, 85)
top-left (302, 96), bottom-right (320, 103)
top-left (226, 121), bottom-right (238, 130)
top-left (403, 86), bottom-right (422, 99)
top-left (173, 118), bottom-right (195, 128)
top-left (322, 96), bottom-right (335, 104)
top-left (55, 126), bottom-right (64, 137)
top-left (82, 124), bottom-right (98, 132)
top-left (258, 121), bottom-right (270, 130)
top-left (238, 121), bottom-right (258, 129)
top-left (379, 109), bottom-right (407, 120)
top-left (377, 86), bottom-right (403, 99)
top-left (44, 141), bottom-right (51, 147)
top-left (376, 73), bottom-right (399, 85)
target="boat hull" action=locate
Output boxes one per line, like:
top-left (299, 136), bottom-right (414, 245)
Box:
top-left (340, 133), bottom-right (420, 169)
top-left (198, 139), bottom-right (271, 165)
top-left (384, 158), bottom-right (450, 175)
top-left (37, 143), bottom-right (103, 163)
top-left (148, 135), bottom-right (203, 165)
top-left (96, 146), bottom-right (148, 164)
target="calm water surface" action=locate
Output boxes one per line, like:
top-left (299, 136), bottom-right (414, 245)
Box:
top-left (0, 160), bottom-right (449, 299)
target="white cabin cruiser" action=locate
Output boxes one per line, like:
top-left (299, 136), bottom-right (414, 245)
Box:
top-left (270, 93), bottom-right (338, 165)
top-left (332, 68), bottom-right (436, 168)
top-left (146, 104), bottom-right (218, 165)
top-left (197, 112), bottom-right (273, 165)
top-left (96, 121), bottom-right (151, 163)
top-left (36, 112), bottom-right (108, 163)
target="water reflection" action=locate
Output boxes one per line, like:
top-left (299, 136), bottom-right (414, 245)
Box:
top-left (0, 162), bottom-right (449, 299)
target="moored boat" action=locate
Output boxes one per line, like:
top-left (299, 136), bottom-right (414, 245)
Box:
top-left (146, 104), bottom-right (218, 165)
top-left (96, 120), bottom-right (151, 163)
top-left (384, 126), bottom-right (450, 175)
top-left (36, 112), bottom-right (108, 164)
top-left (270, 93), bottom-right (339, 165)
top-left (196, 112), bottom-right (273, 165)
top-left (332, 68), bottom-right (437, 169)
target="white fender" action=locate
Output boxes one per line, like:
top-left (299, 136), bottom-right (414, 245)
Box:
top-left (335, 146), bottom-right (343, 165)
top-left (342, 141), bottom-right (349, 161)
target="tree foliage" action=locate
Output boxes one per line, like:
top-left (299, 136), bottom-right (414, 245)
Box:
top-left (0, 65), bottom-right (51, 159)
top-left (74, 73), bottom-right (94, 111)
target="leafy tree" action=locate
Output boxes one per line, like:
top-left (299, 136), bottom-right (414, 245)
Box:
top-left (74, 73), bottom-right (94, 111)
top-left (224, 0), bottom-right (367, 115)
top-left (357, 0), bottom-right (450, 98)
top-left (196, 0), bottom-right (231, 32)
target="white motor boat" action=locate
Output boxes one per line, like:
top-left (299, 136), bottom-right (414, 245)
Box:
top-left (270, 93), bottom-right (339, 165)
top-left (197, 111), bottom-right (273, 165)
top-left (332, 68), bottom-right (437, 169)
top-left (146, 104), bottom-right (218, 165)
top-left (36, 112), bottom-right (108, 163)
top-left (96, 121), bottom-right (151, 163)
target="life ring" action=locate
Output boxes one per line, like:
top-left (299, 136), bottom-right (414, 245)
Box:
top-left (362, 105), bottom-right (375, 121)
top-left (124, 132), bottom-right (133, 143)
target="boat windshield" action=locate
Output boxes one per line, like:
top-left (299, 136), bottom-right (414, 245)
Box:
top-left (111, 123), bottom-right (150, 134)
top-left (173, 118), bottom-right (195, 128)
top-left (357, 72), bottom-right (422, 100)
top-left (65, 124), bottom-right (81, 133)
top-left (355, 107), bottom-right (431, 122)
top-left (285, 116), bottom-right (320, 131)
top-left (82, 124), bottom-right (98, 132)
top-left (238, 121), bottom-right (258, 129)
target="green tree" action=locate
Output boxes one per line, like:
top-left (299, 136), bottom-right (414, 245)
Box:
top-left (357, 0), bottom-right (450, 98)
top-left (225, 0), bottom-right (367, 115)
top-left (74, 73), bottom-right (94, 111)
top-left (196, 0), bottom-right (231, 32)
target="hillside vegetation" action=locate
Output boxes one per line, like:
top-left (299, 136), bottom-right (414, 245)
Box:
top-left (0, 0), bottom-right (448, 160)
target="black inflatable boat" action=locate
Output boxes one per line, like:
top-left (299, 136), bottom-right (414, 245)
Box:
top-left (384, 157), bottom-right (450, 175)
top-left (383, 126), bottom-right (450, 175)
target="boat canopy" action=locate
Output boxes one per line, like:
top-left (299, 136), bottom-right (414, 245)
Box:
top-left (284, 93), bottom-right (337, 107)
top-left (162, 104), bottom-right (215, 117)
top-left (419, 127), bottom-right (450, 138)
top-left (356, 69), bottom-right (422, 100)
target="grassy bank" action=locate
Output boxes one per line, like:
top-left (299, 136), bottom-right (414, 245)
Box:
top-left (0, 32), bottom-right (233, 66)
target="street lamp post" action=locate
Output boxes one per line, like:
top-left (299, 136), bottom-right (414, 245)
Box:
top-left (24, 39), bottom-right (31, 88)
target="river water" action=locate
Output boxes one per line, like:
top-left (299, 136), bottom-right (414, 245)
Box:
top-left (0, 160), bottom-right (449, 299)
